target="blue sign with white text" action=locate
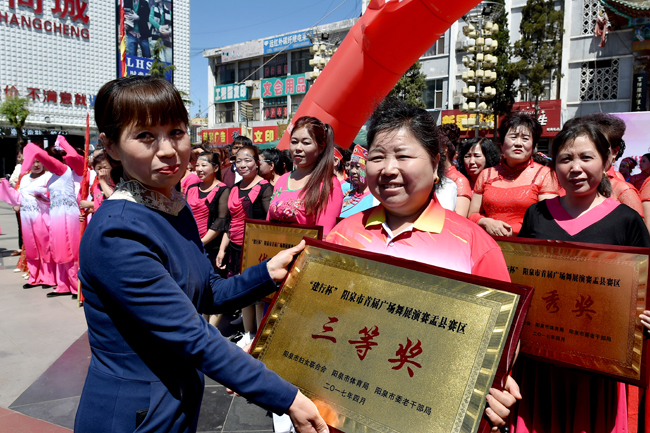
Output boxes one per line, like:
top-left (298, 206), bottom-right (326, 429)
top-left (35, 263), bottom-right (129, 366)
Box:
top-left (263, 31), bottom-right (311, 54)
top-left (126, 55), bottom-right (172, 81)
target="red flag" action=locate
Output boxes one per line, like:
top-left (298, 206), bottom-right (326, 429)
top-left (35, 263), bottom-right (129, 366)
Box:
top-left (77, 109), bottom-right (91, 305)
top-left (119, 0), bottom-right (126, 77)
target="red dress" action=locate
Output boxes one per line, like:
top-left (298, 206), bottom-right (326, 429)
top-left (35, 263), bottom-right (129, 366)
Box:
top-left (473, 159), bottom-right (559, 235)
top-left (629, 172), bottom-right (649, 191)
top-left (444, 165), bottom-right (472, 200)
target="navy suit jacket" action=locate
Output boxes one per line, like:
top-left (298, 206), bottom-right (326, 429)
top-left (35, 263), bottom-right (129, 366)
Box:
top-left (74, 198), bottom-right (297, 433)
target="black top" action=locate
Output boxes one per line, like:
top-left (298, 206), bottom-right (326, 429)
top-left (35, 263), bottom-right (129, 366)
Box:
top-left (235, 180), bottom-right (273, 220)
top-left (519, 199), bottom-right (650, 247)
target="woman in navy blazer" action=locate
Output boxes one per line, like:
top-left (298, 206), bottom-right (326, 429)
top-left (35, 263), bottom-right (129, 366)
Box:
top-left (74, 76), bottom-right (328, 433)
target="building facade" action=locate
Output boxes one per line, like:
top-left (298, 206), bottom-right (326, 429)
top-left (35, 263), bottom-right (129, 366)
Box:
top-left (0, 0), bottom-right (190, 172)
top-left (203, 0), bottom-right (638, 148)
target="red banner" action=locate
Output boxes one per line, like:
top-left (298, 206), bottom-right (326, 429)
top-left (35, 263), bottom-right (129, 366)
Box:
top-left (252, 126), bottom-right (279, 144)
top-left (202, 126), bottom-right (280, 146)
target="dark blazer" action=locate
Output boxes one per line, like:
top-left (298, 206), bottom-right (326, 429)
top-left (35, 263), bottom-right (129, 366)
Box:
top-left (124, 0), bottom-right (151, 39)
top-left (74, 198), bottom-right (297, 433)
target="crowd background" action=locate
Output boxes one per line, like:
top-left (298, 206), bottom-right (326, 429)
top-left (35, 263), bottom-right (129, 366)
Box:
top-left (9, 76), bottom-right (650, 431)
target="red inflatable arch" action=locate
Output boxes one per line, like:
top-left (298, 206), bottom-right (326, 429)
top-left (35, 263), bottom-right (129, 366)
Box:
top-left (277, 0), bottom-right (483, 149)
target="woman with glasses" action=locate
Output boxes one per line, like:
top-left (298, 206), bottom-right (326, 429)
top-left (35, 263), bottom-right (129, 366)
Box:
top-left (220, 143), bottom-right (273, 347)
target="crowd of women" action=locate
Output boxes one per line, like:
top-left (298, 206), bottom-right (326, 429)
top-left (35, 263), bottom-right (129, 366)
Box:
top-left (13, 75), bottom-right (650, 432)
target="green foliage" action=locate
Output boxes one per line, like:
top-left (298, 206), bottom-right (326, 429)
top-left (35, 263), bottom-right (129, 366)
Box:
top-left (513, 0), bottom-right (564, 114)
top-left (149, 40), bottom-right (175, 79)
top-left (388, 61), bottom-right (427, 109)
top-left (0, 96), bottom-right (30, 147)
top-left (490, 0), bottom-right (518, 119)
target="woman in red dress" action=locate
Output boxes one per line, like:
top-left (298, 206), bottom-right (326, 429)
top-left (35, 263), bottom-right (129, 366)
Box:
top-left (468, 113), bottom-right (559, 236)
top-left (630, 153), bottom-right (650, 190)
top-left (458, 137), bottom-right (501, 192)
top-left (438, 126), bottom-right (472, 217)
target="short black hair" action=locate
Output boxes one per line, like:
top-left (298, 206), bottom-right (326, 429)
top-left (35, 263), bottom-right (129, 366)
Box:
top-left (498, 113), bottom-right (542, 146)
top-left (260, 147), bottom-right (285, 176)
top-left (367, 97), bottom-right (444, 190)
top-left (551, 119), bottom-right (611, 198)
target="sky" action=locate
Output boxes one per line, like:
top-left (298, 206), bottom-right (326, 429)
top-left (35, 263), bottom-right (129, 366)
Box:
top-left (188, 0), bottom-right (361, 117)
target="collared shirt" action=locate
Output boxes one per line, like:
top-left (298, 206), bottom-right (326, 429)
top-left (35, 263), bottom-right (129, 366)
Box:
top-left (326, 198), bottom-right (510, 282)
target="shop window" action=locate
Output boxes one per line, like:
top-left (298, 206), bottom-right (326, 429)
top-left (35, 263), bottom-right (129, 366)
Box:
top-left (580, 59), bottom-right (619, 101)
top-left (218, 64), bottom-right (236, 85)
top-left (264, 97), bottom-right (288, 120)
top-left (423, 79), bottom-right (444, 110)
top-left (422, 34), bottom-right (446, 57)
top-left (238, 60), bottom-right (260, 81)
top-left (582, 0), bottom-right (600, 35)
top-left (264, 54), bottom-right (288, 78)
top-left (291, 49), bottom-right (312, 74)
top-left (217, 102), bottom-right (235, 123)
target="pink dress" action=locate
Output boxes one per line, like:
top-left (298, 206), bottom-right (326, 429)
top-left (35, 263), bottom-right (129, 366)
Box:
top-left (22, 143), bottom-right (80, 294)
top-left (0, 175), bottom-right (55, 286)
top-left (267, 173), bottom-right (343, 235)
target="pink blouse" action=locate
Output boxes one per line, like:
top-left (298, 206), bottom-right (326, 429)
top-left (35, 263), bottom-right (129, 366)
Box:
top-left (268, 173), bottom-right (343, 235)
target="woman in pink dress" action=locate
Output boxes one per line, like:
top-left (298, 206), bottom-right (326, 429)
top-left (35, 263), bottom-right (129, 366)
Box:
top-left (268, 116), bottom-right (343, 235)
top-left (0, 156), bottom-right (55, 289)
top-left (22, 141), bottom-right (81, 299)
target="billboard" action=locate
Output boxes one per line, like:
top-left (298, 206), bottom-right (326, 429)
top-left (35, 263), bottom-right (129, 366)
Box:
top-left (117, 0), bottom-right (173, 79)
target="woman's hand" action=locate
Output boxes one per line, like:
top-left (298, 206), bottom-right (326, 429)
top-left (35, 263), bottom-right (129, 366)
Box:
top-left (266, 240), bottom-right (306, 283)
top-left (287, 391), bottom-right (329, 433)
top-left (640, 310), bottom-right (650, 331)
top-left (216, 250), bottom-right (227, 269)
top-left (97, 167), bottom-right (111, 182)
top-left (479, 218), bottom-right (513, 237)
top-left (485, 375), bottom-right (522, 430)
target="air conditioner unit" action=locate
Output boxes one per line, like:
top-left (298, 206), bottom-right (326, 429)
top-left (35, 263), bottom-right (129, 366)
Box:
top-left (453, 95), bottom-right (462, 105)
top-left (245, 80), bottom-right (254, 88)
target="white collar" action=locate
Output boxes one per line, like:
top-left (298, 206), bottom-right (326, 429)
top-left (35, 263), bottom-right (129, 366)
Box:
top-left (109, 179), bottom-right (186, 216)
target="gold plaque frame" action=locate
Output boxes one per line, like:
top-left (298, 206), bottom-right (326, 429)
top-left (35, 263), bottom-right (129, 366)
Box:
top-left (241, 219), bottom-right (323, 274)
top-left (252, 238), bottom-right (532, 433)
top-left (497, 238), bottom-right (649, 386)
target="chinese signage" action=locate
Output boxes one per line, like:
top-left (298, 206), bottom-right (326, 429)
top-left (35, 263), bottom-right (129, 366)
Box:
top-left (214, 83), bottom-right (248, 103)
top-left (201, 126), bottom-right (280, 146)
top-left (263, 30), bottom-right (311, 54)
top-left (261, 74), bottom-right (308, 98)
top-left (498, 239), bottom-right (648, 385)
top-left (3, 84), bottom-right (92, 107)
top-left (252, 239), bottom-right (530, 433)
top-left (441, 99), bottom-right (562, 138)
top-left (0, 127), bottom-right (67, 137)
top-left (251, 125), bottom-right (278, 143)
top-left (2, 0), bottom-right (90, 39)
top-left (633, 72), bottom-right (647, 112)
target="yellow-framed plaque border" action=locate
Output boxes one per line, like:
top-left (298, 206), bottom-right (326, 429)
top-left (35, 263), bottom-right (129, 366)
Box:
top-left (497, 238), bottom-right (649, 386)
top-left (252, 239), bottom-right (532, 433)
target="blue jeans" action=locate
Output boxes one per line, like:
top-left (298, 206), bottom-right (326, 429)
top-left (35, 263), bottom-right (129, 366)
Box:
top-left (127, 33), bottom-right (151, 58)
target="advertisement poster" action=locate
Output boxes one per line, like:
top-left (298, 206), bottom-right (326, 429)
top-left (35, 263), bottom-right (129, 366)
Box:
top-left (116, 0), bottom-right (173, 79)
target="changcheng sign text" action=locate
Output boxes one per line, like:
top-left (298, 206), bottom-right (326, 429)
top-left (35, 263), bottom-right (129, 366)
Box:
top-left (1, 0), bottom-right (90, 40)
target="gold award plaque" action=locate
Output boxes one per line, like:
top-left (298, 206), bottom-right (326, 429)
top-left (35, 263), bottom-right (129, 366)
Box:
top-left (498, 240), bottom-right (648, 383)
top-left (251, 243), bottom-right (522, 433)
top-left (240, 220), bottom-right (322, 274)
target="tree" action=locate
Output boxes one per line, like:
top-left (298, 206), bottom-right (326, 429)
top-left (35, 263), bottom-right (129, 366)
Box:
top-left (387, 61), bottom-right (427, 109)
top-left (148, 40), bottom-right (192, 107)
top-left (0, 96), bottom-right (30, 149)
top-left (490, 0), bottom-right (519, 138)
top-left (513, 0), bottom-right (563, 116)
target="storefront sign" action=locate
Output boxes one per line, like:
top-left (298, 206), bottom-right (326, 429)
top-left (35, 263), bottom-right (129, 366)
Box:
top-left (261, 74), bottom-right (308, 98)
top-left (441, 99), bottom-right (562, 138)
top-left (251, 125), bottom-right (278, 144)
top-left (0, 127), bottom-right (67, 137)
top-left (3, 84), bottom-right (92, 107)
top-left (214, 83), bottom-right (248, 103)
top-left (2, 0), bottom-right (90, 39)
top-left (263, 30), bottom-right (311, 54)
top-left (220, 40), bottom-right (264, 63)
top-left (633, 72), bottom-right (648, 112)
